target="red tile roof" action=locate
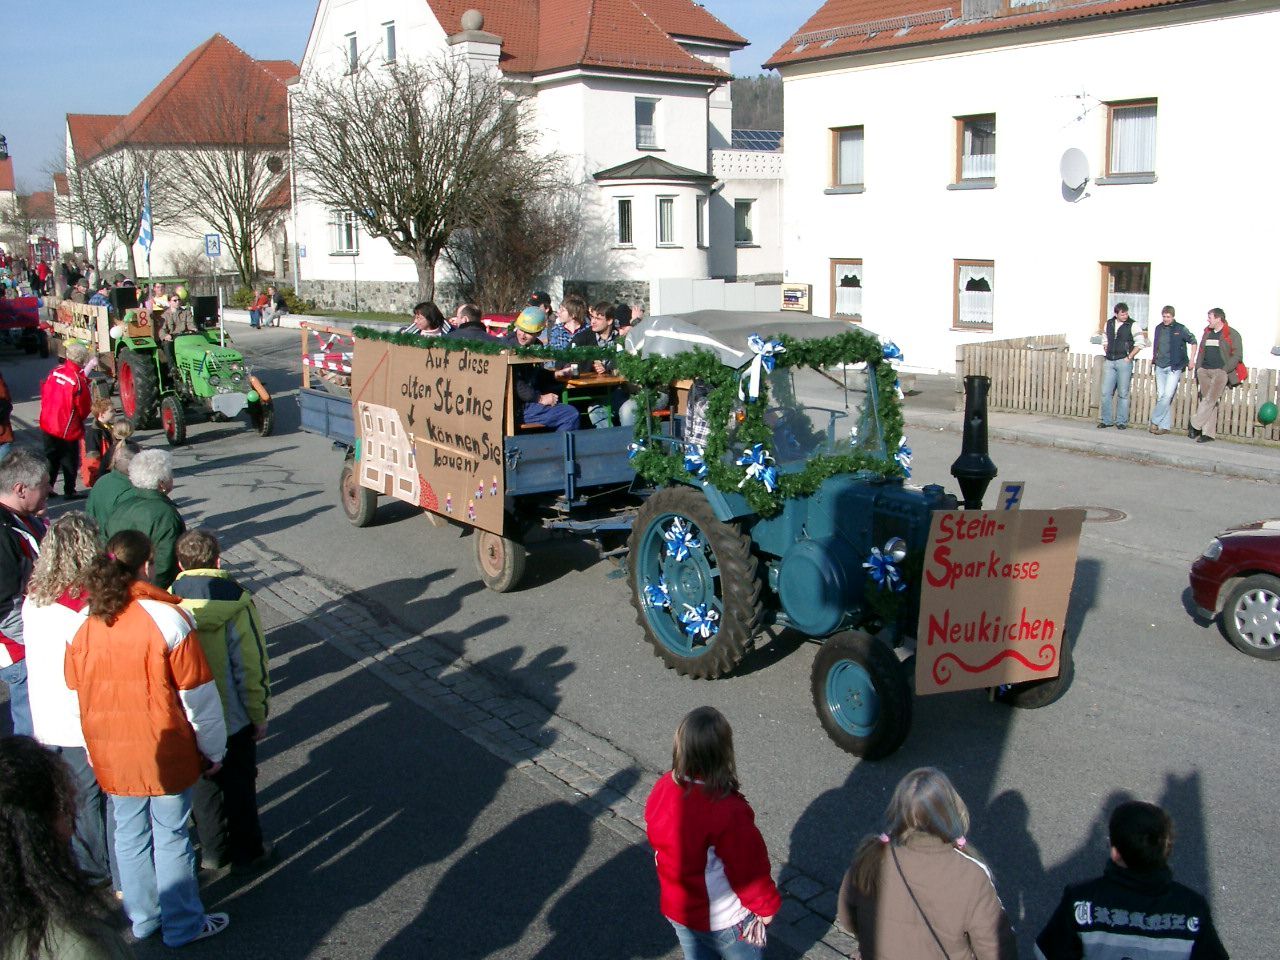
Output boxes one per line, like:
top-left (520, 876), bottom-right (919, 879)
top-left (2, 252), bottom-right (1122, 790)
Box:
top-left (423, 0), bottom-right (740, 78)
top-left (26, 191), bottom-right (55, 222)
top-left (262, 177), bottom-right (291, 211)
top-left (67, 114), bottom-right (124, 163)
top-left (53, 173), bottom-right (69, 197)
top-left (102, 34), bottom-right (296, 150)
top-left (0, 157), bottom-right (14, 193)
top-left (765, 0), bottom-right (1195, 68)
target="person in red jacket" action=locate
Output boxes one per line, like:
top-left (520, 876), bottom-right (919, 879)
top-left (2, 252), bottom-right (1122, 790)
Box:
top-left (38, 343), bottom-right (93, 499)
top-left (646, 706), bottom-right (780, 959)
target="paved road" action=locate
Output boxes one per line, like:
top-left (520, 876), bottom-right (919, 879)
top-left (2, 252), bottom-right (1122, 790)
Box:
top-left (2, 328), bottom-right (1275, 958)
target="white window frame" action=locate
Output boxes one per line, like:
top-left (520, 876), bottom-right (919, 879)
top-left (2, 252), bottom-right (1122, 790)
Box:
top-left (833, 126), bottom-right (864, 187)
top-left (382, 22), bottom-right (396, 64)
top-left (734, 199), bottom-right (754, 245)
top-left (957, 114), bottom-right (996, 181)
top-left (696, 196), bottom-right (707, 249)
top-left (616, 197), bottom-right (633, 247)
top-left (636, 98), bottom-right (660, 150)
top-left (329, 210), bottom-right (359, 255)
top-left (656, 196), bottom-right (676, 247)
top-left (345, 32), bottom-right (358, 74)
top-left (1107, 100), bottom-right (1157, 176)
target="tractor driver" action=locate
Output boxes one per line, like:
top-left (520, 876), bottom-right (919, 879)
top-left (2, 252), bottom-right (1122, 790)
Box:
top-left (158, 294), bottom-right (201, 371)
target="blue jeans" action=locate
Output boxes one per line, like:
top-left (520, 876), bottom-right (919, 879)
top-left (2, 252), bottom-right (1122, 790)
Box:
top-left (111, 790), bottom-right (208, 946)
top-left (0, 441), bottom-right (11, 461)
top-left (522, 400), bottom-right (580, 432)
top-left (1151, 366), bottom-right (1183, 430)
top-left (249, 309), bottom-right (262, 328)
top-left (1, 659), bottom-right (32, 736)
top-left (48, 745), bottom-right (112, 885)
top-left (670, 919), bottom-right (763, 960)
top-left (1099, 358), bottom-right (1133, 426)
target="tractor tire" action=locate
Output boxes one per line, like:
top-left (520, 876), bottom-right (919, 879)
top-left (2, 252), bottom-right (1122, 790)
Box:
top-left (628, 486), bottom-right (763, 679)
top-left (160, 396), bottom-right (187, 447)
top-left (250, 398), bottom-right (275, 437)
top-left (37, 332), bottom-right (49, 359)
top-left (992, 638), bottom-right (1075, 709)
top-left (339, 458), bottom-right (377, 527)
top-left (811, 631), bottom-right (913, 760)
top-left (117, 348), bottom-right (160, 429)
top-left (474, 529), bottom-right (528, 593)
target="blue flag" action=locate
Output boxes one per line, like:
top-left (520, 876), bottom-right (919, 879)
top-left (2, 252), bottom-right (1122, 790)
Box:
top-left (139, 174), bottom-right (153, 252)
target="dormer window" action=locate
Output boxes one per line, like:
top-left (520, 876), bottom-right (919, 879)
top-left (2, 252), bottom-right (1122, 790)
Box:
top-left (635, 98), bottom-right (659, 149)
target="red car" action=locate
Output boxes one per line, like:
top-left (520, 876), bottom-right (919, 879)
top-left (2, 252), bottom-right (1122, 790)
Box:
top-left (1190, 520), bottom-right (1280, 660)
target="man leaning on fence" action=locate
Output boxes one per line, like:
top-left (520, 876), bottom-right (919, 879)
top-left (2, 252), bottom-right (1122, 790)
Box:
top-left (1098, 303), bottom-right (1140, 430)
top-left (1148, 305), bottom-right (1197, 436)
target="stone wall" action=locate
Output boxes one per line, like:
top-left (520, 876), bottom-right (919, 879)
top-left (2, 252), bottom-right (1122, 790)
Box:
top-left (299, 278), bottom-right (466, 314)
top-left (563, 279), bottom-right (651, 311)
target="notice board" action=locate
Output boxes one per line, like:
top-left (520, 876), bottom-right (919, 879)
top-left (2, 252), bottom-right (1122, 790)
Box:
top-left (915, 509), bottom-right (1085, 695)
top-left (350, 339), bottom-right (509, 535)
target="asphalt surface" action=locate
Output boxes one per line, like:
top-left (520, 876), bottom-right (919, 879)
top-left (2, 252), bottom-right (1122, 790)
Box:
top-left (2, 325), bottom-right (1276, 958)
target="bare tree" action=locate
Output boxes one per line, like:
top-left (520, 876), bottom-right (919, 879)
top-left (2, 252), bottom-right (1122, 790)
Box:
top-left (70, 147), bottom-right (170, 279)
top-left (292, 54), bottom-right (567, 301)
top-left (164, 67), bottom-right (290, 285)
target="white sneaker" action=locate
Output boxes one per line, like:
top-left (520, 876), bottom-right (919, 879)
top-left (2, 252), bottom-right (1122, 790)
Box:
top-left (187, 913), bottom-right (230, 944)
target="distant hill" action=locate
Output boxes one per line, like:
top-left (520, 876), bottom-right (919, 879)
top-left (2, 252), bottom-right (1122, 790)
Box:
top-left (732, 74), bottom-right (782, 131)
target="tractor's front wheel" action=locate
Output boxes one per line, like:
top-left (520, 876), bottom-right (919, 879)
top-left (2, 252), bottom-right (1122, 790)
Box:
top-left (160, 396), bottom-right (187, 447)
top-left (628, 486), bottom-right (763, 679)
top-left (117, 348), bottom-right (160, 429)
top-left (811, 631), bottom-right (913, 760)
top-left (992, 639), bottom-right (1075, 709)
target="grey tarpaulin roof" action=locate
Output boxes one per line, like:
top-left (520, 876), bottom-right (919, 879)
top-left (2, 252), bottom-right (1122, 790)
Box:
top-left (624, 311), bottom-right (863, 368)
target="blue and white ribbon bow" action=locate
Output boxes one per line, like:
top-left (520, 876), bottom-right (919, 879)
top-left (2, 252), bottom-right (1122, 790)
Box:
top-left (882, 341), bottom-right (904, 362)
top-left (736, 444), bottom-right (778, 493)
top-left (739, 334), bottom-right (786, 402)
top-left (664, 517), bottom-right (701, 562)
top-left (683, 448), bottom-right (708, 479)
top-left (863, 547), bottom-right (907, 593)
top-left (679, 603), bottom-right (720, 640)
top-left (644, 577), bottom-right (672, 609)
top-left (894, 436), bottom-right (912, 477)
top-left (627, 441), bottom-right (644, 460)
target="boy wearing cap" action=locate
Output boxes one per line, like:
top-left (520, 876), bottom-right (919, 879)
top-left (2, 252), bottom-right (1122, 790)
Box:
top-left (503, 307), bottom-right (579, 432)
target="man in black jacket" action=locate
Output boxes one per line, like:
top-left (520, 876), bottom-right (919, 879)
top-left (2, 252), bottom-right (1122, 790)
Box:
top-left (0, 450), bottom-right (50, 736)
top-left (1148, 305), bottom-right (1197, 435)
top-left (1036, 801), bottom-right (1228, 959)
top-left (502, 307), bottom-right (578, 431)
top-left (1098, 303), bottom-right (1140, 430)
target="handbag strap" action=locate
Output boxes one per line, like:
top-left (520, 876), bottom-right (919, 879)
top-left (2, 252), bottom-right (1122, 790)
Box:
top-left (889, 843), bottom-right (952, 960)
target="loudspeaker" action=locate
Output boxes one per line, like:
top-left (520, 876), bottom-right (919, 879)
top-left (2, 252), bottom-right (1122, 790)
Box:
top-left (191, 296), bottom-right (219, 327)
top-left (108, 287), bottom-right (139, 314)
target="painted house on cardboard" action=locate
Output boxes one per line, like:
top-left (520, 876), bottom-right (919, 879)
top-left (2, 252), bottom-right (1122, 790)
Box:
top-left (766, 0), bottom-right (1280, 372)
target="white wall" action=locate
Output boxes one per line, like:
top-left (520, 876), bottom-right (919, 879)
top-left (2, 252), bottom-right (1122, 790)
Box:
top-left (709, 149), bottom-right (782, 279)
top-left (780, 7), bottom-right (1280, 372)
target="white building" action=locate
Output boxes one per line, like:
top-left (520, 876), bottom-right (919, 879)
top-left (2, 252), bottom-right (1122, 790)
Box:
top-left (292, 0), bottom-right (781, 313)
top-left (767, 0), bottom-right (1280, 372)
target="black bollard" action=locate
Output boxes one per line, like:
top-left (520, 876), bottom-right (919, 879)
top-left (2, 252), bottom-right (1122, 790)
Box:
top-left (950, 375), bottom-right (998, 510)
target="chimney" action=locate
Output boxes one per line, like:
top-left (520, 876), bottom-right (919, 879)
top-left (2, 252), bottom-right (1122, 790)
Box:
top-left (448, 9), bottom-right (503, 77)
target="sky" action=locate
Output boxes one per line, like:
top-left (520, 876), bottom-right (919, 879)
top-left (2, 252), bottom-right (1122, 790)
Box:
top-left (0, 0), bottom-right (811, 191)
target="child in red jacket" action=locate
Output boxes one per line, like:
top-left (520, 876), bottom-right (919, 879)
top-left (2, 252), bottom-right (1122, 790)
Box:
top-left (646, 706), bottom-right (780, 959)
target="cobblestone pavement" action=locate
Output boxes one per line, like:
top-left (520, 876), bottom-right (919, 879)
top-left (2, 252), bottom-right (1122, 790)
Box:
top-left (222, 534), bottom-right (858, 960)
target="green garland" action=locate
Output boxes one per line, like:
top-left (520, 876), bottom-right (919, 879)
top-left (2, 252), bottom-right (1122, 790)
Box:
top-left (350, 324), bottom-right (907, 517)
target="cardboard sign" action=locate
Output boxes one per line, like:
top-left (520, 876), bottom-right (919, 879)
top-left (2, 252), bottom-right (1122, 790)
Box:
top-left (350, 339), bottom-right (509, 535)
top-left (915, 509), bottom-right (1084, 695)
top-left (52, 300), bottom-right (112, 353)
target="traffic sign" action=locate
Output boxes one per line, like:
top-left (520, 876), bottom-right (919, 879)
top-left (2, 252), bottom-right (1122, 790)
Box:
top-left (204, 233), bottom-right (222, 258)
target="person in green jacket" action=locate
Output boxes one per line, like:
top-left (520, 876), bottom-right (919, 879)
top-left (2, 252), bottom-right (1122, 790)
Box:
top-left (84, 440), bottom-right (140, 533)
top-left (102, 449), bottom-right (185, 589)
top-left (171, 529), bottom-right (272, 872)
top-left (0, 735), bottom-right (134, 960)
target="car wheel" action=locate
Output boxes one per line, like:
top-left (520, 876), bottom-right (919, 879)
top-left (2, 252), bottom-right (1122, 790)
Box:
top-left (1222, 574), bottom-right (1280, 660)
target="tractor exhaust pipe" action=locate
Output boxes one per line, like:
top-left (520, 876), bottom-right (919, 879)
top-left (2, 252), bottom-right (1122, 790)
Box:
top-left (950, 375), bottom-right (997, 510)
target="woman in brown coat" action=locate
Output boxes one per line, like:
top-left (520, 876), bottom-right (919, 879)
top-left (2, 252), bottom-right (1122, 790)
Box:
top-left (837, 768), bottom-right (1016, 960)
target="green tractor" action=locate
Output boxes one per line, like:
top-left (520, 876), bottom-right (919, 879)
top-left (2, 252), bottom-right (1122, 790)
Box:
top-left (111, 293), bottom-right (274, 445)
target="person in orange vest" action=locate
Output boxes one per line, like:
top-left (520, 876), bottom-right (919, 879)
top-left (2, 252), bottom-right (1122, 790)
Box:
top-left (38, 343), bottom-right (93, 499)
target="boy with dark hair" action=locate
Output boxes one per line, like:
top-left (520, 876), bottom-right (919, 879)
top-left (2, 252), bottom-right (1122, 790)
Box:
top-left (171, 529), bottom-right (273, 873)
top-left (1036, 800), bottom-right (1228, 959)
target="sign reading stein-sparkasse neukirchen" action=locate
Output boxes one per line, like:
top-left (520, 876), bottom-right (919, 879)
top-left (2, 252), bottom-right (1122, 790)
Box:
top-left (915, 509), bottom-right (1085, 695)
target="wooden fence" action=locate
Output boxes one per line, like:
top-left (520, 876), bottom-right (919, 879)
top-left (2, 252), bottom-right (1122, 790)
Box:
top-left (957, 337), bottom-right (1280, 443)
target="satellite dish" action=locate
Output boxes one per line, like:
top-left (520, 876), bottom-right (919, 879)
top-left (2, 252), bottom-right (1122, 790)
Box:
top-left (266, 155), bottom-right (285, 175)
top-left (1060, 148), bottom-right (1090, 189)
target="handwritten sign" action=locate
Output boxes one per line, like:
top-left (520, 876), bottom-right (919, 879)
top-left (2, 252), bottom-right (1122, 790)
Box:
top-left (915, 509), bottom-right (1084, 695)
top-left (350, 339), bottom-right (509, 535)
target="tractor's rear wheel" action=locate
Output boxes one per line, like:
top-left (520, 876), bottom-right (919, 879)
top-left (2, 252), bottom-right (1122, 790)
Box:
top-left (117, 348), bottom-right (160, 429)
top-left (628, 486), bottom-right (763, 679)
top-left (160, 396), bottom-right (187, 447)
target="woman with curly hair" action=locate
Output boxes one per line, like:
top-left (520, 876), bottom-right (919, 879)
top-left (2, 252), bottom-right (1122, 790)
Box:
top-left (837, 767), bottom-right (1016, 960)
top-left (21, 512), bottom-right (110, 887)
top-left (65, 530), bottom-right (229, 947)
top-left (0, 735), bottom-right (132, 960)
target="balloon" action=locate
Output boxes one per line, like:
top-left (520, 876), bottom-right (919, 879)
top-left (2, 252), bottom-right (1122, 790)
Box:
top-left (1258, 402), bottom-right (1278, 426)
